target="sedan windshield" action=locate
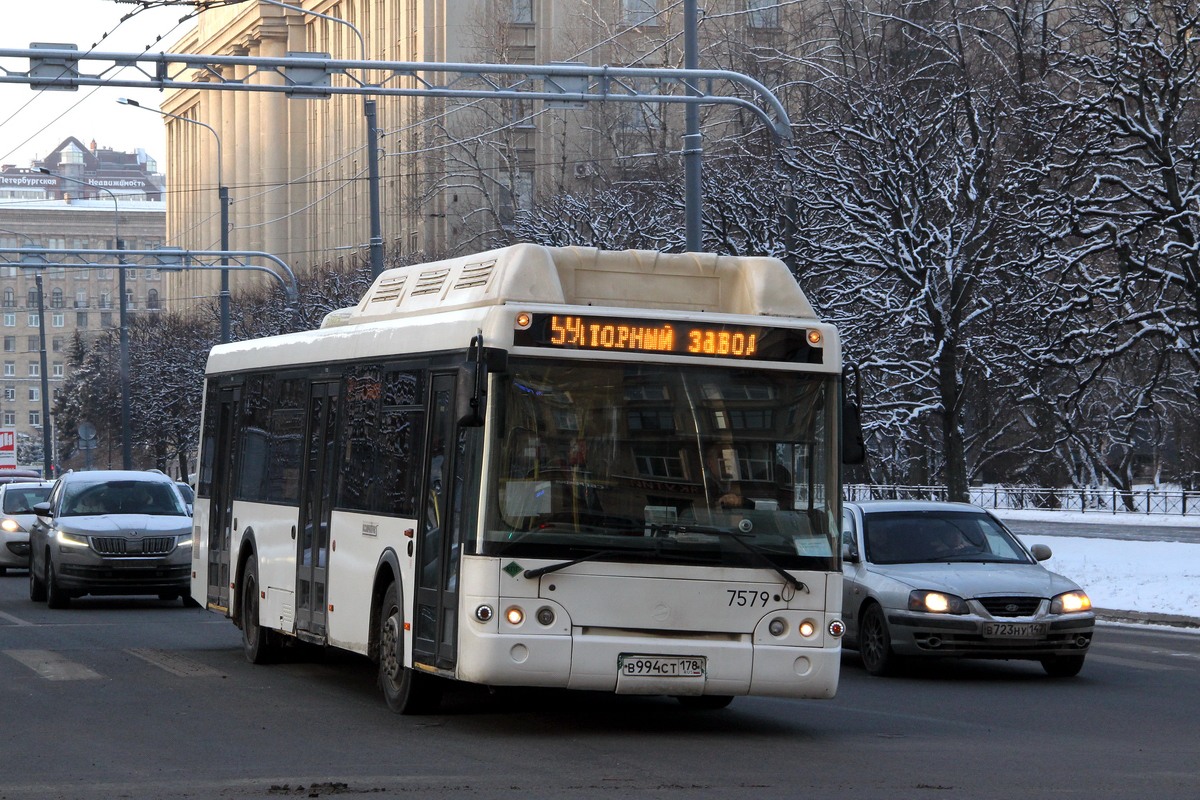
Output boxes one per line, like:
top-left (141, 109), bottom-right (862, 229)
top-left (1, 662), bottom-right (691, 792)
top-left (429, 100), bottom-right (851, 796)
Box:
top-left (60, 481), bottom-right (186, 517)
top-left (477, 359), bottom-right (840, 570)
top-left (863, 510), bottom-right (1033, 565)
top-left (2, 486), bottom-right (51, 514)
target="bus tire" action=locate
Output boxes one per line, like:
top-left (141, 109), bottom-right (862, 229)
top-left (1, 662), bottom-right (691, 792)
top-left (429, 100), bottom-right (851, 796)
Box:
top-left (378, 582), bottom-right (441, 714)
top-left (241, 559), bottom-right (278, 664)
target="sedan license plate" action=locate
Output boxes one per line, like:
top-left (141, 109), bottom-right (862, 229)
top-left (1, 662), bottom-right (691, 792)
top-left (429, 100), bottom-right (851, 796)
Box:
top-left (984, 622), bottom-right (1047, 638)
top-left (619, 655), bottom-right (706, 678)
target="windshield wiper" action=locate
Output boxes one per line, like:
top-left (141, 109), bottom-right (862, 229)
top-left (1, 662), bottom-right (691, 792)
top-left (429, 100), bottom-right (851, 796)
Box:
top-left (646, 523), bottom-right (808, 594)
top-left (523, 549), bottom-right (621, 579)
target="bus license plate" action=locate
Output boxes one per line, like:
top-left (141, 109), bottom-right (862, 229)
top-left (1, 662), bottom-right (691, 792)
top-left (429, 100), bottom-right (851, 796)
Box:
top-left (983, 622), bottom-right (1047, 638)
top-left (620, 655), bottom-right (706, 677)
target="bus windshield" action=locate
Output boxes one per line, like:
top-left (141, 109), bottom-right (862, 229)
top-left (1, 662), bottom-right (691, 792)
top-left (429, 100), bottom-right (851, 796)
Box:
top-left (477, 359), bottom-right (839, 570)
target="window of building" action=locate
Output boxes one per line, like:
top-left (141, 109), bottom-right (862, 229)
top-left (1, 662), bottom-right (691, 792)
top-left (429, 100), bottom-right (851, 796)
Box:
top-left (28, 386), bottom-right (38, 402)
top-left (75, 290), bottom-right (88, 308)
top-left (3, 386), bottom-right (13, 401)
top-left (52, 313), bottom-right (64, 328)
top-left (2, 337), bottom-right (13, 352)
top-left (747, 0), bottom-right (780, 28)
top-left (52, 362), bottom-right (64, 378)
top-left (26, 289), bottom-right (37, 308)
top-left (26, 336), bottom-right (37, 352)
top-left (2, 412), bottom-right (13, 426)
top-left (2, 314), bottom-right (14, 328)
top-left (27, 314), bottom-right (39, 328)
top-left (51, 288), bottom-right (63, 308)
top-left (147, 289), bottom-right (160, 310)
top-left (3, 362), bottom-right (14, 377)
top-left (99, 292), bottom-right (111, 310)
top-left (101, 312), bottom-right (113, 328)
top-left (2, 288), bottom-right (13, 308)
top-left (28, 362), bottom-right (39, 377)
top-left (76, 312), bottom-right (88, 328)
top-left (512, 0), bottom-right (533, 23)
top-left (29, 410), bottom-right (40, 426)
top-left (125, 289), bottom-right (135, 310)
top-left (0, 266), bottom-right (16, 278)
top-left (52, 337), bottom-right (63, 353)
top-left (623, 0), bottom-right (659, 25)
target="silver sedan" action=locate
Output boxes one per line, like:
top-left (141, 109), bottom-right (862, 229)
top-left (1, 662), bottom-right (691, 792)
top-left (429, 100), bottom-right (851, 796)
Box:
top-left (841, 500), bottom-right (1095, 677)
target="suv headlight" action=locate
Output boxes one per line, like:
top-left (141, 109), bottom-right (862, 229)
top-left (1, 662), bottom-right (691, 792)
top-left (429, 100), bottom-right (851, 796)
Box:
top-left (1051, 590), bottom-right (1092, 614)
top-left (909, 590), bottom-right (969, 614)
top-left (56, 530), bottom-right (90, 548)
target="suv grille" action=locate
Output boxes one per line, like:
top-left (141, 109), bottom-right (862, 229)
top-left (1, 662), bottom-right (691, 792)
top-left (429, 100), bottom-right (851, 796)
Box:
top-left (91, 536), bottom-right (176, 556)
top-left (979, 596), bottom-right (1042, 617)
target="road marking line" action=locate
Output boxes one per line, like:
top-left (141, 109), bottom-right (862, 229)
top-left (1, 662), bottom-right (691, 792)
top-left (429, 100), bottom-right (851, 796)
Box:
top-left (5, 649), bottom-right (102, 680)
top-left (0, 609), bottom-right (34, 626)
top-left (126, 648), bottom-right (226, 677)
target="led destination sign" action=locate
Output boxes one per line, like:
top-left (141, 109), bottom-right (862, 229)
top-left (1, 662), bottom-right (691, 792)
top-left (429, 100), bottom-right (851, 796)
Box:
top-left (513, 313), bottom-right (823, 363)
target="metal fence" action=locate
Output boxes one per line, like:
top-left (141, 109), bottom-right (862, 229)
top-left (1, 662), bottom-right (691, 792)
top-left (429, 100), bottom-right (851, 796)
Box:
top-left (843, 484), bottom-right (1200, 517)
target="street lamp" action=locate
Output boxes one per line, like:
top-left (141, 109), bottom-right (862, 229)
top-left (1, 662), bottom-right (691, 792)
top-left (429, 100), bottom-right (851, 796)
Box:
top-left (262, 0), bottom-right (384, 277)
top-left (38, 167), bottom-right (132, 470)
top-left (118, 97), bottom-right (231, 342)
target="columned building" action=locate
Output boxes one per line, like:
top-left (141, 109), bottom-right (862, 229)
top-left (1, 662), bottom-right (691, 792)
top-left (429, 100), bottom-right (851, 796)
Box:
top-left (0, 139), bottom-right (166, 471)
top-left (160, 2), bottom-right (797, 310)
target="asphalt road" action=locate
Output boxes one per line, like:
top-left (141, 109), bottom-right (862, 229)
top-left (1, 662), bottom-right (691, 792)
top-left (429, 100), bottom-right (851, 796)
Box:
top-left (2, 567), bottom-right (1199, 800)
top-left (1001, 517), bottom-right (1200, 544)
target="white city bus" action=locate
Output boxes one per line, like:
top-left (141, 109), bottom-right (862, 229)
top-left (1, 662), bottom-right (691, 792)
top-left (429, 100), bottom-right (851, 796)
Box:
top-left (191, 244), bottom-right (859, 713)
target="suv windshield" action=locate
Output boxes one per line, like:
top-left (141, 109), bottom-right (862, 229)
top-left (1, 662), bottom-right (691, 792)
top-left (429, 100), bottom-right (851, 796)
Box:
top-left (863, 510), bottom-right (1034, 565)
top-left (61, 480), bottom-right (186, 517)
top-left (476, 359), bottom-right (839, 570)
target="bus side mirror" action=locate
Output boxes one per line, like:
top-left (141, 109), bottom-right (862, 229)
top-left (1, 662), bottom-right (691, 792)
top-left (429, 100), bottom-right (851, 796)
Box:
top-left (457, 332), bottom-right (486, 427)
top-left (842, 365), bottom-right (865, 466)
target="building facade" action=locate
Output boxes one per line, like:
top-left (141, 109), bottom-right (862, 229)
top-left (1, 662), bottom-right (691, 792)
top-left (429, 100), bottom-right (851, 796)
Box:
top-left (0, 138), bottom-right (166, 471)
top-left (160, 1), bottom-right (795, 309)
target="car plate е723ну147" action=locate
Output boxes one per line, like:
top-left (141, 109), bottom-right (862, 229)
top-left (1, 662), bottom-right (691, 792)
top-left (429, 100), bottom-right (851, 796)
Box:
top-left (983, 622), bottom-right (1048, 638)
top-left (619, 655), bottom-right (706, 677)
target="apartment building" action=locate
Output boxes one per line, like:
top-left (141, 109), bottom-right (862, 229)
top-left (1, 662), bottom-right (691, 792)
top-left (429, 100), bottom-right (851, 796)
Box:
top-left (0, 138), bottom-right (166, 468)
top-left (160, 1), bottom-right (796, 310)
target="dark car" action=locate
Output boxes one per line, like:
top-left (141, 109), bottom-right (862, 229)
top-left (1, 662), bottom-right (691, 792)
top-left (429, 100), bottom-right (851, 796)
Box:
top-left (841, 500), bottom-right (1095, 677)
top-left (29, 470), bottom-right (193, 608)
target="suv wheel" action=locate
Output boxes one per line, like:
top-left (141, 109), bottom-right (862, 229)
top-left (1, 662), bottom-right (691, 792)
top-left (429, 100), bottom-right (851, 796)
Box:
top-left (45, 560), bottom-right (70, 609)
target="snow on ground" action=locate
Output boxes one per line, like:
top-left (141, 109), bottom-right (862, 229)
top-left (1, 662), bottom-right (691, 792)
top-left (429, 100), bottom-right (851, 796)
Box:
top-left (988, 509), bottom-right (1200, 621)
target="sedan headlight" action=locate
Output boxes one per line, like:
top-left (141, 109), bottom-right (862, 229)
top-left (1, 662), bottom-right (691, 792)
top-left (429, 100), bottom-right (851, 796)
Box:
top-left (1051, 590), bottom-right (1092, 614)
top-left (909, 590), bottom-right (969, 614)
top-left (1, 517), bottom-right (22, 533)
top-left (55, 530), bottom-right (91, 548)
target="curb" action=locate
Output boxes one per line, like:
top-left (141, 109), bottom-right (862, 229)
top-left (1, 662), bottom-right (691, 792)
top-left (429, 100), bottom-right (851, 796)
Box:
top-left (1095, 608), bottom-right (1200, 630)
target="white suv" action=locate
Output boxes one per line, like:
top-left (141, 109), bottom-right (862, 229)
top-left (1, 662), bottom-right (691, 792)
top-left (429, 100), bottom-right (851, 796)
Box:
top-left (29, 470), bottom-right (193, 608)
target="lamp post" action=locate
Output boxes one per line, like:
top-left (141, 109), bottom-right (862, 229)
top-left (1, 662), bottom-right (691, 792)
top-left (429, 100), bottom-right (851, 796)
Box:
top-left (38, 167), bottom-right (132, 470)
top-left (118, 98), bottom-right (231, 342)
top-left (262, 0), bottom-right (384, 277)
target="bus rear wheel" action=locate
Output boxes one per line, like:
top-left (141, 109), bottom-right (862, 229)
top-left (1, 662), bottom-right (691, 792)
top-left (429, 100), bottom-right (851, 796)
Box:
top-left (379, 582), bottom-right (441, 714)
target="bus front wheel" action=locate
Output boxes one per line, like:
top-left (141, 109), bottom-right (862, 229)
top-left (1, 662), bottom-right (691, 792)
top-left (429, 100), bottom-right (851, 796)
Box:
top-left (379, 582), bottom-right (441, 714)
top-left (241, 559), bottom-right (278, 664)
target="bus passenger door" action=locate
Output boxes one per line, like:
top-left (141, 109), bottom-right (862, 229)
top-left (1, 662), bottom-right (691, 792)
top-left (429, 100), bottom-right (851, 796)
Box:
top-left (413, 374), bottom-right (461, 671)
top-left (207, 385), bottom-right (240, 612)
top-left (296, 380), bottom-right (339, 639)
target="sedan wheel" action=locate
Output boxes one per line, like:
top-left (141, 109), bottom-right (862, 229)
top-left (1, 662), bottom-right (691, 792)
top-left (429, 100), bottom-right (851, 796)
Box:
top-left (1041, 654), bottom-right (1086, 678)
top-left (859, 603), bottom-right (900, 676)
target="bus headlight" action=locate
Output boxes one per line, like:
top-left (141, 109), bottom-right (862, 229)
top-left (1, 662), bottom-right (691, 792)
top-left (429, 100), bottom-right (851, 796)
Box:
top-left (505, 606), bottom-right (525, 626)
top-left (798, 620), bottom-right (816, 638)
